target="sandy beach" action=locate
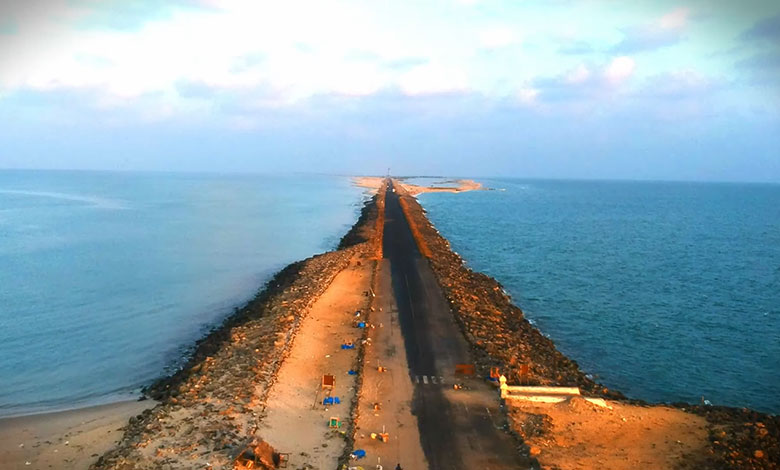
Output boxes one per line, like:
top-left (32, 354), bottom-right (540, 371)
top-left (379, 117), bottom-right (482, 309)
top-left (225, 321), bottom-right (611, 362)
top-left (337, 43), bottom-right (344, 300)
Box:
top-left (354, 176), bottom-right (483, 195)
top-left (0, 400), bottom-right (153, 470)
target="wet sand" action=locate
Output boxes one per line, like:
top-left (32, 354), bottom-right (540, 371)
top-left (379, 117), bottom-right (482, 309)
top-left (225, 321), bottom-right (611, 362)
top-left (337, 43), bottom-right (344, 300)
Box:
top-left (0, 400), bottom-right (153, 470)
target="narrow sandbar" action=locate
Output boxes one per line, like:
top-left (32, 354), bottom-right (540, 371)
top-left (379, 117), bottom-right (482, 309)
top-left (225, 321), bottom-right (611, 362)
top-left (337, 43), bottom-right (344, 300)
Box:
top-left (353, 176), bottom-right (483, 195)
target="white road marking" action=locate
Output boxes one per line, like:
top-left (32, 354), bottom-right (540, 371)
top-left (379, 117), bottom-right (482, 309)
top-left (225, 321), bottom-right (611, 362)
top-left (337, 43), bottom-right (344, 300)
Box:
top-left (431, 376), bottom-right (437, 384)
top-left (403, 274), bottom-right (415, 319)
top-left (439, 376), bottom-right (445, 384)
top-left (415, 375), bottom-right (420, 384)
top-left (423, 375), bottom-right (429, 384)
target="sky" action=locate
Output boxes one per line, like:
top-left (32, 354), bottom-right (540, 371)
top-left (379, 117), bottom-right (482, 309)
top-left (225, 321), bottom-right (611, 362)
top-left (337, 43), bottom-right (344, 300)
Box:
top-left (0, 0), bottom-right (778, 181)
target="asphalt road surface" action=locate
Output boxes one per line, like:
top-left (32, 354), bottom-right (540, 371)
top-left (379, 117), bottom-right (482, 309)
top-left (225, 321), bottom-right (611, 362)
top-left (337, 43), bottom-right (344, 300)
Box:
top-left (382, 181), bottom-right (532, 470)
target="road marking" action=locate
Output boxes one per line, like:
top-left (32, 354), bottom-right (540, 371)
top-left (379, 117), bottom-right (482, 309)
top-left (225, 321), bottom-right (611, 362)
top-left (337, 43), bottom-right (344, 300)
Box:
top-left (431, 376), bottom-right (437, 384)
top-left (415, 375), bottom-right (420, 384)
top-left (439, 376), bottom-right (445, 384)
top-left (423, 375), bottom-right (429, 384)
top-left (403, 274), bottom-right (415, 319)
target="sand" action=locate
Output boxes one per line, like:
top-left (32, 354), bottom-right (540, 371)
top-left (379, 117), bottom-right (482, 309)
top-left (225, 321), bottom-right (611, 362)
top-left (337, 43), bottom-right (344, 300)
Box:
top-left (353, 176), bottom-right (483, 196)
top-left (399, 179), bottom-right (483, 195)
top-left (508, 396), bottom-right (710, 470)
top-left (0, 400), bottom-right (153, 470)
top-left (255, 258), bottom-right (373, 469)
top-left (353, 176), bottom-right (385, 193)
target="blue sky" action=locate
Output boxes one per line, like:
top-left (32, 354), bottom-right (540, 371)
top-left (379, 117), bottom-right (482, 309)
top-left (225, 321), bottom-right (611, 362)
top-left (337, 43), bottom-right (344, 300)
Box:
top-left (0, 0), bottom-right (778, 181)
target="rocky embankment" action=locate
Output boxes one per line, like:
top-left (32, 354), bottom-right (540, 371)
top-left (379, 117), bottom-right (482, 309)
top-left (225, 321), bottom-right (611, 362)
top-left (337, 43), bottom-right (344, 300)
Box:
top-left (394, 182), bottom-right (779, 470)
top-left (93, 192), bottom-right (381, 470)
top-left (679, 405), bottom-right (779, 470)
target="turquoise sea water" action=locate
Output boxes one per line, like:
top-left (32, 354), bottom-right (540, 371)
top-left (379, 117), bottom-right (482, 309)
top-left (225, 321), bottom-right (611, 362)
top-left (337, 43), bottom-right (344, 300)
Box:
top-left (0, 171), bottom-right (365, 417)
top-left (416, 178), bottom-right (780, 414)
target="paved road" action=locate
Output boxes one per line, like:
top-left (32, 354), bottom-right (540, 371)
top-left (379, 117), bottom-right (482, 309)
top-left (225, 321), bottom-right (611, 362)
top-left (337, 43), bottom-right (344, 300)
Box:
top-left (382, 181), bottom-right (532, 470)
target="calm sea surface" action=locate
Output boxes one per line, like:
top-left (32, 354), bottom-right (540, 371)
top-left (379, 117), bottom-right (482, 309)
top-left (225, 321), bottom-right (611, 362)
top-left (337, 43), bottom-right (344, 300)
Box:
top-left (415, 178), bottom-right (780, 414)
top-left (0, 171), bottom-right (366, 417)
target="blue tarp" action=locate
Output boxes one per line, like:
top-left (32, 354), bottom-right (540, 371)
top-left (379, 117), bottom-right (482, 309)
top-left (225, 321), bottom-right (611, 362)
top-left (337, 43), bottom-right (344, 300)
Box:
top-left (341, 344), bottom-right (355, 350)
top-left (351, 449), bottom-right (366, 459)
top-left (323, 396), bottom-right (341, 405)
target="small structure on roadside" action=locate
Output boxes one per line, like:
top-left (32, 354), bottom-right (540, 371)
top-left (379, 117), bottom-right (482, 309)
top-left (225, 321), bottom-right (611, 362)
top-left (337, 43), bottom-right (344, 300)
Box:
top-left (322, 374), bottom-right (335, 390)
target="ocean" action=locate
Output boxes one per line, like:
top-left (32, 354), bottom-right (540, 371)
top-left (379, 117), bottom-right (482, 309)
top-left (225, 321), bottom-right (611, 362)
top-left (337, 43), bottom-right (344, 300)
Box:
top-left (0, 171), bottom-right (366, 417)
top-left (415, 178), bottom-right (780, 414)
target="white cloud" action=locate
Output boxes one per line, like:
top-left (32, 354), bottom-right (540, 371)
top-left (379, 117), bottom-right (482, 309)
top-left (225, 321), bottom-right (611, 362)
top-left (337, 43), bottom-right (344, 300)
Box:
top-left (398, 63), bottom-right (468, 96)
top-left (517, 87), bottom-right (539, 104)
top-left (658, 7), bottom-right (690, 30)
top-left (0, 1), bottom-right (421, 101)
top-left (479, 27), bottom-right (518, 49)
top-left (604, 56), bottom-right (635, 84)
top-left (566, 64), bottom-right (591, 84)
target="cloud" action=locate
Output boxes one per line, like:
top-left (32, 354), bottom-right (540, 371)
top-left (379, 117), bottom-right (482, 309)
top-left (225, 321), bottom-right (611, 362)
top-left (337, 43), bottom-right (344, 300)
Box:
top-left (604, 56), bottom-right (635, 84)
top-left (566, 64), bottom-right (591, 84)
top-left (736, 49), bottom-right (780, 89)
top-left (738, 50), bottom-right (780, 70)
top-left (736, 14), bottom-right (780, 88)
top-left (175, 80), bottom-right (218, 99)
top-left (611, 7), bottom-right (689, 53)
top-left (739, 13), bottom-right (780, 42)
top-left (516, 86), bottom-right (539, 105)
top-left (398, 63), bottom-right (469, 96)
top-left (658, 7), bottom-right (690, 30)
top-left (385, 57), bottom-right (430, 71)
top-left (558, 40), bottom-right (594, 55)
top-left (529, 58), bottom-right (636, 105)
top-left (479, 26), bottom-right (518, 49)
top-left (229, 52), bottom-right (266, 73)
top-left (640, 69), bottom-right (717, 100)
top-left (72, 0), bottom-right (215, 31)
top-left (611, 28), bottom-right (681, 54)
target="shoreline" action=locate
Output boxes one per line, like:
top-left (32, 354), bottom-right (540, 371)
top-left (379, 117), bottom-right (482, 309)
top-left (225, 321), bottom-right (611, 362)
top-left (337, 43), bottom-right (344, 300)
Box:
top-left (0, 392), bottom-right (142, 421)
